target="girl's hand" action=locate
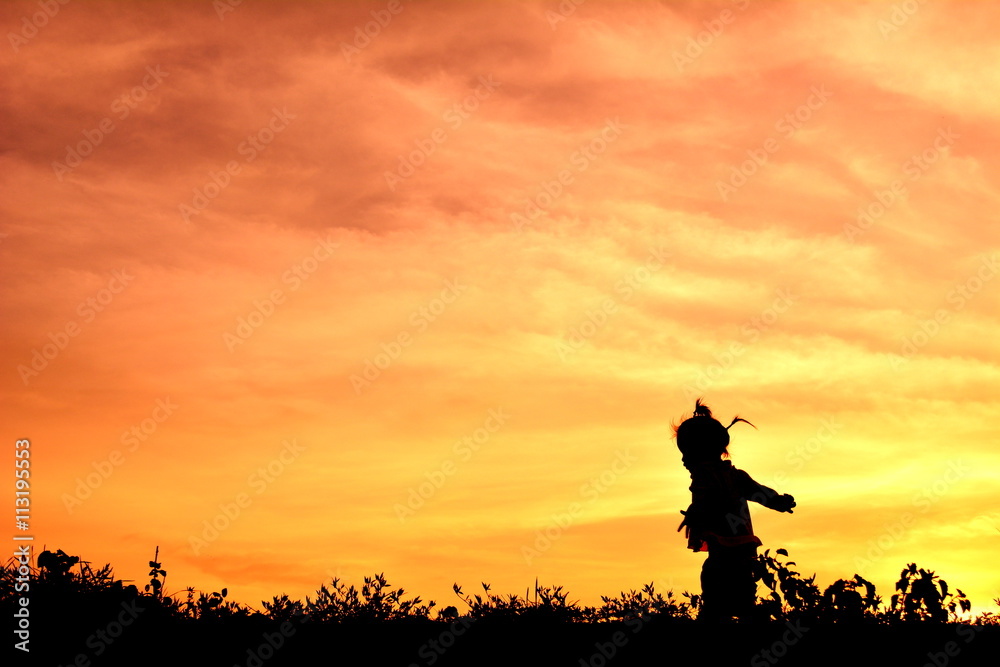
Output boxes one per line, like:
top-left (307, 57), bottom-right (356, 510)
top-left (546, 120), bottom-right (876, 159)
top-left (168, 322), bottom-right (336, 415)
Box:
top-left (776, 494), bottom-right (796, 513)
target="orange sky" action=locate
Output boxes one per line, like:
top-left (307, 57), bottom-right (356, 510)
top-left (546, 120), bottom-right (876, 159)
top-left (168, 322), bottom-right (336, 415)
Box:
top-left (3, 0), bottom-right (999, 616)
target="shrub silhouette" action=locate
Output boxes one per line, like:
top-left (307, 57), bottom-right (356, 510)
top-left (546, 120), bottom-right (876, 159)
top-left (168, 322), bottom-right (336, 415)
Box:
top-left (144, 547), bottom-right (167, 601)
top-left (37, 549), bottom-right (79, 580)
top-left (2, 545), bottom-right (994, 632)
top-left (890, 563), bottom-right (971, 623)
top-left (304, 572), bottom-right (434, 622)
top-left (753, 549), bottom-right (976, 625)
top-left (597, 582), bottom-right (697, 621)
top-left (818, 574), bottom-right (881, 622)
top-left (756, 547), bottom-right (823, 619)
top-left (451, 581), bottom-right (534, 620)
top-left (178, 585), bottom-right (253, 621)
top-left (261, 593), bottom-right (307, 624)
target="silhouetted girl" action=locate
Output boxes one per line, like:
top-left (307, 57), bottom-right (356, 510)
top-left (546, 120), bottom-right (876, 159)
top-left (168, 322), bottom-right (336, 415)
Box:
top-left (675, 399), bottom-right (795, 621)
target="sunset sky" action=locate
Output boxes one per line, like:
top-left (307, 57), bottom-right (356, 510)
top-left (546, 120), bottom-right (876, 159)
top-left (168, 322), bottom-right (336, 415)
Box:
top-left (3, 0), bottom-right (999, 616)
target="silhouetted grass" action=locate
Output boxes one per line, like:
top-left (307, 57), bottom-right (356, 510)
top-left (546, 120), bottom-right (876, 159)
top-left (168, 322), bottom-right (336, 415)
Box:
top-left (7, 546), bottom-right (999, 666)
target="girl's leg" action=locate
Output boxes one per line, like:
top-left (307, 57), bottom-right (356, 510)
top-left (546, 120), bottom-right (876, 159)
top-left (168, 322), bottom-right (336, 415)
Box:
top-left (699, 549), bottom-right (729, 621)
top-left (700, 544), bottom-right (758, 621)
top-left (733, 544), bottom-right (759, 620)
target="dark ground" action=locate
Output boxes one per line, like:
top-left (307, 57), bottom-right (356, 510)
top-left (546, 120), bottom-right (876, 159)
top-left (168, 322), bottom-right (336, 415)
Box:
top-left (19, 611), bottom-right (1000, 667)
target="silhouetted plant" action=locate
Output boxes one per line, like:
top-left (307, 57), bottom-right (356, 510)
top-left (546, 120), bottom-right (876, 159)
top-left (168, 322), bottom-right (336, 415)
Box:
top-left (597, 582), bottom-right (696, 621)
top-left (817, 574), bottom-right (881, 622)
top-left (437, 605), bottom-right (460, 621)
top-left (890, 563), bottom-right (970, 623)
top-left (305, 573), bottom-right (434, 622)
top-left (178, 585), bottom-right (251, 621)
top-left (5, 546), bottom-right (997, 632)
top-left (452, 582), bottom-right (531, 620)
top-left (530, 583), bottom-right (588, 621)
top-left (757, 548), bottom-right (822, 619)
top-left (684, 591), bottom-right (702, 616)
top-left (262, 594), bottom-right (307, 624)
top-left (145, 546), bottom-right (167, 601)
top-left (977, 599), bottom-right (1000, 626)
top-left (453, 581), bottom-right (637, 622)
top-left (29, 549), bottom-right (134, 602)
top-left (37, 549), bottom-right (79, 581)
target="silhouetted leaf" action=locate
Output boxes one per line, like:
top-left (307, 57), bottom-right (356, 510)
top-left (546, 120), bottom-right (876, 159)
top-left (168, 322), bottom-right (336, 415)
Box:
top-left (776, 548), bottom-right (788, 556)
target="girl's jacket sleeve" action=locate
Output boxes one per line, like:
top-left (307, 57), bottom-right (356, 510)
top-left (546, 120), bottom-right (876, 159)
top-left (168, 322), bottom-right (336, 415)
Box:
top-left (732, 468), bottom-right (793, 512)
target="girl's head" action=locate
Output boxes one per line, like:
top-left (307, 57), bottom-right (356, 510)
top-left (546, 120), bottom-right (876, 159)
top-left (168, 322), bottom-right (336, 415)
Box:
top-left (674, 399), bottom-right (755, 467)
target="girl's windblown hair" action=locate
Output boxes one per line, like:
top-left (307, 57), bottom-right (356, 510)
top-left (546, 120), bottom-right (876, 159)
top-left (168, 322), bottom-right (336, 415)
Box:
top-left (674, 398), bottom-right (756, 469)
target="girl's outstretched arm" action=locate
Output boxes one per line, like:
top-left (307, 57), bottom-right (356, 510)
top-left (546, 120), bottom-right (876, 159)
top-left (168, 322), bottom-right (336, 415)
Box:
top-left (735, 469), bottom-right (796, 513)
